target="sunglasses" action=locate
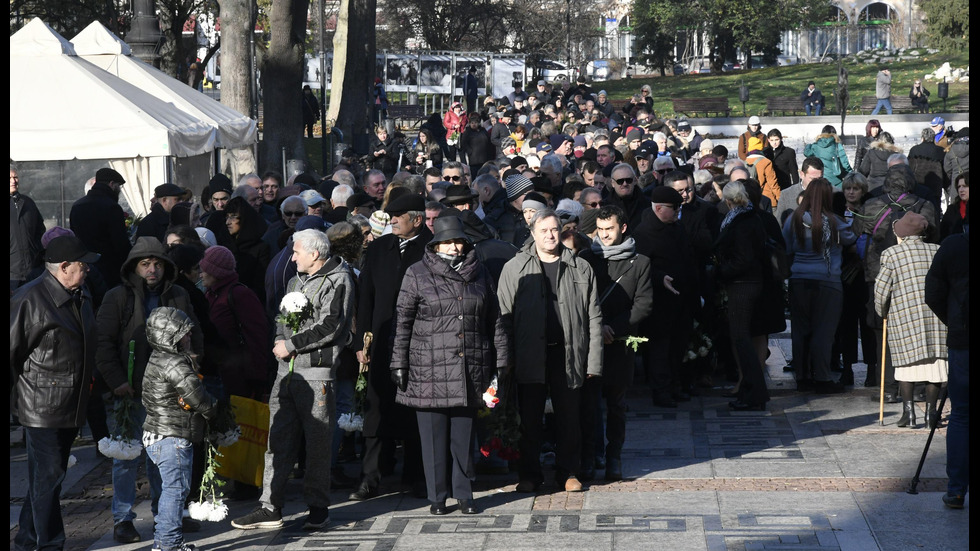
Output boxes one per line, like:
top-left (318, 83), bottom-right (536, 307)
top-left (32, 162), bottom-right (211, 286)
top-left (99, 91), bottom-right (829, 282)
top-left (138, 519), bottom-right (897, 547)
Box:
top-left (443, 175), bottom-right (462, 182)
top-left (585, 201), bottom-right (600, 207)
top-left (283, 211), bottom-right (305, 217)
top-left (614, 177), bottom-right (635, 185)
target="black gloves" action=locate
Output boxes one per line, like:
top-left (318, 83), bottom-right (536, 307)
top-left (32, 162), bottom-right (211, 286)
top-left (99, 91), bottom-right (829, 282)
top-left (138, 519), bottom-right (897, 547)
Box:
top-left (391, 368), bottom-right (409, 392)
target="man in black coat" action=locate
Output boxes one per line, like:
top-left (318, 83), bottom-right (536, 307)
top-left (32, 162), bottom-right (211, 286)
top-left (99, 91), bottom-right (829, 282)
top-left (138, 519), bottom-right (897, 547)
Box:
top-left (454, 207), bottom-right (517, 283)
top-left (10, 167), bottom-right (46, 290)
top-left (633, 186), bottom-right (699, 408)
top-left (351, 194), bottom-right (432, 500)
top-left (664, 170), bottom-right (719, 282)
top-left (69, 168), bottom-right (132, 288)
top-left (908, 128), bottom-right (948, 204)
top-left (581, 206), bottom-right (653, 481)
top-left (135, 183), bottom-right (184, 242)
top-left (601, 163), bottom-right (652, 235)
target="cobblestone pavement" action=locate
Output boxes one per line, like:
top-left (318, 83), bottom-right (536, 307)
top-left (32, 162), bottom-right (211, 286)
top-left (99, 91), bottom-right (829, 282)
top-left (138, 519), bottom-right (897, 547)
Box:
top-left (11, 324), bottom-right (967, 551)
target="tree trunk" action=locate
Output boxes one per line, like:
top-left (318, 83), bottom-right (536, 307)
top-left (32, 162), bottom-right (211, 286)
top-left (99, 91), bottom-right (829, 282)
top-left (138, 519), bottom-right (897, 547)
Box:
top-left (328, 0), bottom-right (376, 155)
top-left (259, 0), bottom-right (310, 174)
top-left (219, 0), bottom-right (258, 177)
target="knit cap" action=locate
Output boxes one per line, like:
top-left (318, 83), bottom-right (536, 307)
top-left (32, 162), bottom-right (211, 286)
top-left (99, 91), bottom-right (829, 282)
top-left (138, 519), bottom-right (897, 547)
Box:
top-left (369, 211), bottom-right (390, 237)
top-left (200, 245), bottom-right (236, 279)
top-left (505, 174), bottom-right (535, 200)
top-left (522, 192), bottom-right (548, 212)
top-left (168, 244), bottom-right (205, 273)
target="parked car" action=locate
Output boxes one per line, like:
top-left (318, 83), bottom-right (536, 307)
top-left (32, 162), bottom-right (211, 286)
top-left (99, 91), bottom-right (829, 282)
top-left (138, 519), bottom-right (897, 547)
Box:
top-left (531, 60), bottom-right (570, 83)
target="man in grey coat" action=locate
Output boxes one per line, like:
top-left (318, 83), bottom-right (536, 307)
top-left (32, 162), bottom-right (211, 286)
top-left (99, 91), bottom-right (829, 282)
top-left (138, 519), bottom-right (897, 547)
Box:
top-left (498, 208), bottom-right (603, 493)
top-left (871, 68), bottom-right (892, 115)
top-left (231, 229), bottom-right (354, 532)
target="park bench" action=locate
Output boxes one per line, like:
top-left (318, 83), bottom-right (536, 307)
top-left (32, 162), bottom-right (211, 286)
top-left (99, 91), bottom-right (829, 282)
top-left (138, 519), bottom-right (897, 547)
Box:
top-left (671, 97), bottom-right (731, 118)
top-left (859, 95), bottom-right (917, 114)
top-left (385, 104), bottom-right (426, 129)
top-left (765, 96), bottom-right (809, 116)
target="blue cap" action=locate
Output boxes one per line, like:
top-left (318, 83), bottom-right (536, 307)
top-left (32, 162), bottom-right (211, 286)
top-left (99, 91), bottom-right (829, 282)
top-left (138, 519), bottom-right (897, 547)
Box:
top-left (931, 116), bottom-right (945, 126)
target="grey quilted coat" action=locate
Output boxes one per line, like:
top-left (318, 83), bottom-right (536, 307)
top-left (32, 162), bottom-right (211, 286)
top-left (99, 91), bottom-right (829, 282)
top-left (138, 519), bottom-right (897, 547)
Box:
top-left (392, 247), bottom-right (508, 409)
top-left (142, 307), bottom-right (217, 440)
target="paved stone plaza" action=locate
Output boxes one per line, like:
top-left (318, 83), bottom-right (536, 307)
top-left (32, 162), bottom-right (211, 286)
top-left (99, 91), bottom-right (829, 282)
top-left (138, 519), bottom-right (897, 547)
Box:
top-left (10, 330), bottom-right (969, 551)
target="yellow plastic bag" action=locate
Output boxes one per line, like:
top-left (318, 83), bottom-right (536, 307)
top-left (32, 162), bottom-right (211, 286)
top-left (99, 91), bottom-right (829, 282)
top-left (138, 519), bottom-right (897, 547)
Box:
top-left (215, 395), bottom-right (269, 487)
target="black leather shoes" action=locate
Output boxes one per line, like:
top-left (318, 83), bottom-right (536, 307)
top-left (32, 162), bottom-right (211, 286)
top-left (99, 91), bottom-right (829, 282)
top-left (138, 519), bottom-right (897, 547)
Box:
top-left (458, 499), bottom-right (478, 515)
top-left (429, 501), bottom-right (449, 515)
top-left (349, 481), bottom-right (378, 501)
top-left (729, 400), bottom-right (765, 412)
top-left (604, 458), bottom-right (623, 481)
top-left (113, 521), bottom-right (141, 543)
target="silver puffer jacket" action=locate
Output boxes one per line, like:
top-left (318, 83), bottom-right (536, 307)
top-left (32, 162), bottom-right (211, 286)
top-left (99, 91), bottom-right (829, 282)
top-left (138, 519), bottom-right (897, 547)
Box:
top-left (141, 307), bottom-right (217, 440)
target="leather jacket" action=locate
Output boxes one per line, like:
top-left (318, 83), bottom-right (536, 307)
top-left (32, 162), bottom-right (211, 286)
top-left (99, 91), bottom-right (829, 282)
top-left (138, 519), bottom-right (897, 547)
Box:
top-left (10, 271), bottom-right (96, 428)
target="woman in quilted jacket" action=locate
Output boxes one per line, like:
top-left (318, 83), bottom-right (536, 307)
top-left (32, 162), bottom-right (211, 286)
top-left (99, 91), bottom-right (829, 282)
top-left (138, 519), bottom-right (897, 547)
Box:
top-left (391, 214), bottom-right (508, 516)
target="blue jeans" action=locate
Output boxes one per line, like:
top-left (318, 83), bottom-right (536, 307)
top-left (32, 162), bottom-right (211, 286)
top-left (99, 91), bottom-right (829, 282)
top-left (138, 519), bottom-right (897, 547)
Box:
top-left (871, 98), bottom-right (892, 115)
top-left (946, 348), bottom-right (969, 497)
top-left (14, 427), bottom-right (78, 551)
top-left (146, 437), bottom-right (194, 551)
top-left (106, 399), bottom-right (162, 523)
top-left (805, 103), bottom-right (822, 116)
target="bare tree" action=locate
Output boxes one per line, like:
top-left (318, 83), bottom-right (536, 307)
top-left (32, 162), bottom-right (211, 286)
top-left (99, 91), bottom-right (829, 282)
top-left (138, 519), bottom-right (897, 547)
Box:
top-left (259, 0), bottom-right (310, 172)
top-left (219, 0), bottom-right (258, 175)
top-left (327, 0), bottom-right (376, 149)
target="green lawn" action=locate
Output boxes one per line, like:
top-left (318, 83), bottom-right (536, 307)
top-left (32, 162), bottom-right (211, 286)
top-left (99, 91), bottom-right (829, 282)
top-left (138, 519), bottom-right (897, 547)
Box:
top-left (599, 51), bottom-right (970, 118)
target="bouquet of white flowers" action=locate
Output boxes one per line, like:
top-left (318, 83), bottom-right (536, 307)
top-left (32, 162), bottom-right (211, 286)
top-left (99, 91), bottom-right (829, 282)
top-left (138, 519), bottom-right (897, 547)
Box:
top-left (97, 396), bottom-right (143, 460)
top-left (278, 292), bottom-right (312, 332)
top-left (337, 371), bottom-right (368, 433)
top-left (277, 291), bottom-right (314, 373)
top-left (187, 439), bottom-right (228, 521)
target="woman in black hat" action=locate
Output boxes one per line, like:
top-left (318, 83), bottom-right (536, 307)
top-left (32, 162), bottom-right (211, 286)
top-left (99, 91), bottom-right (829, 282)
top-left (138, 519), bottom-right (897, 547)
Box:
top-left (389, 214), bottom-right (508, 515)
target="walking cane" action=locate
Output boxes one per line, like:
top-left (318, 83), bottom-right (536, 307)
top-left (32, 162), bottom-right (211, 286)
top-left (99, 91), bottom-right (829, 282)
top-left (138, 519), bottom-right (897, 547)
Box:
top-left (907, 386), bottom-right (949, 494)
top-left (878, 317), bottom-right (888, 426)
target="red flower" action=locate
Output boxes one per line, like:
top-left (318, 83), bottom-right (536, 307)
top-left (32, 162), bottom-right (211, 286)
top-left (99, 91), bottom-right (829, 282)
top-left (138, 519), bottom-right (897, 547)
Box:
top-left (489, 437), bottom-right (503, 451)
top-left (480, 445), bottom-right (491, 458)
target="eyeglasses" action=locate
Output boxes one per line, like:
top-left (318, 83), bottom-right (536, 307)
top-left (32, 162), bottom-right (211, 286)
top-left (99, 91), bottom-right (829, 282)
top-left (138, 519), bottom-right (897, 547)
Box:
top-left (677, 188), bottom-right (694, 195)
top-left (614, 177), bottom-right (635, 185)
top-left (443, 175), bottom-right (462, 182)
top-left (262, 184), bottom-right (279, 191)
top-left (283, 211), bottom-right (305, 217)
top-left (585, 201), bottom-right (600, 207)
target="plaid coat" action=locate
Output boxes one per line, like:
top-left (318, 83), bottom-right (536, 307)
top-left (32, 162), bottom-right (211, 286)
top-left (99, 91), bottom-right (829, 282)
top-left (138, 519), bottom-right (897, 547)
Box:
top-left (874, 236), bottom-right (947, 366)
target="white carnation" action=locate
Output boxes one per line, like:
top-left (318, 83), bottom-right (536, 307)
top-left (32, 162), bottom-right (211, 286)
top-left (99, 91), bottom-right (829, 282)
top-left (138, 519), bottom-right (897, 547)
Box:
top-left (98, 436), bottom-right (143, 460)
top-left (188, 500), bottom-right (229, 522)
top-left (280, 292), bottom-right (309, 314)
top-left (210, 427), bottom-right (241, 448)
top-left (337, 413), bottom-right (364, 433)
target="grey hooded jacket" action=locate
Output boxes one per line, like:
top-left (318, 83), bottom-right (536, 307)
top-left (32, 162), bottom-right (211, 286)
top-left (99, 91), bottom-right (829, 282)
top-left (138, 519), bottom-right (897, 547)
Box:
top-left (279, 255), bottom-right (355, 380)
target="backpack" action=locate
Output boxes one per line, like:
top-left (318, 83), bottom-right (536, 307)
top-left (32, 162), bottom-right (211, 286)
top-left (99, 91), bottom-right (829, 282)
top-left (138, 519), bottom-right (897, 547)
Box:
top-left (863, 193), bottom-right (926, 259)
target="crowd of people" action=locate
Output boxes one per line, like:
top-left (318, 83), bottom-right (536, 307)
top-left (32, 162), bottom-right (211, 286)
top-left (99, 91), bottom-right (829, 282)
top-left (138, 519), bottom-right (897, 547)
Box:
top-left (9, 77), bottom-right (971, 550)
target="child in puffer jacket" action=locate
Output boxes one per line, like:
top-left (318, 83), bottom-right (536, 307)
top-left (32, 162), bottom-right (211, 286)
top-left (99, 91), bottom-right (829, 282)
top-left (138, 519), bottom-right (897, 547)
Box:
top-left (142, 307), bottom-right (217, 551)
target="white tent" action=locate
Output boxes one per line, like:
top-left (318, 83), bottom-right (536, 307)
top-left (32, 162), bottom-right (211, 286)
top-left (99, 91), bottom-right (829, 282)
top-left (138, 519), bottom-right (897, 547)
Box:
top-left (72, 21), bottom-right (257, 151)
top-left (9, 18), bottom-right (218, 216)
